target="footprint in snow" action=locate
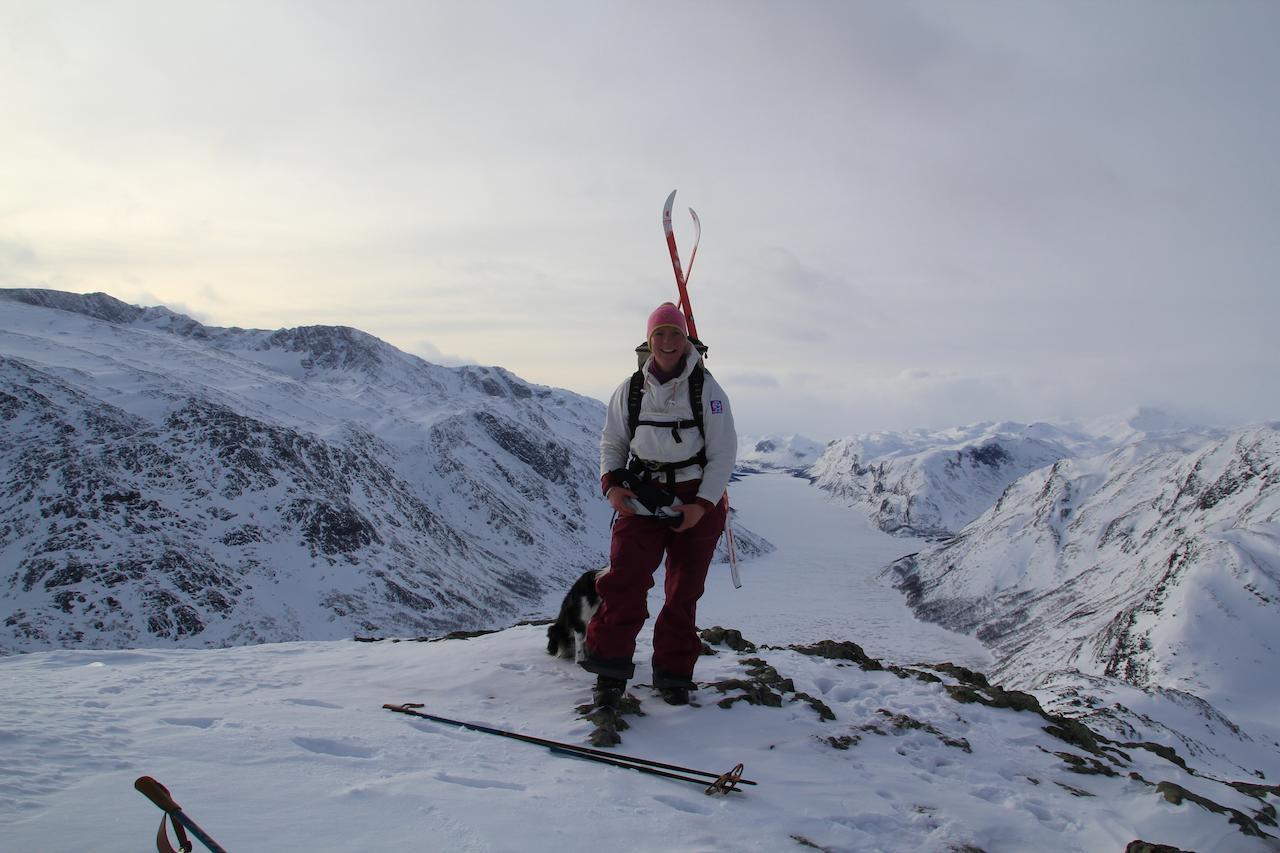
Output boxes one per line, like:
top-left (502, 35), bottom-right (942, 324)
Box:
top-left (434, 772), bottom-right (525, 791)
top-left (291, 737), bottom-right (377, 759)
top-left (652, 794), bottom-right (714, 815)
top-left (283, 698), bottom-right (342, 709)
top-left (160, 717), bottom-right (218, 729)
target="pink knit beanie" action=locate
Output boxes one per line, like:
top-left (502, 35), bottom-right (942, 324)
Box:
top-left (646, 302), bottom-right (688, 339)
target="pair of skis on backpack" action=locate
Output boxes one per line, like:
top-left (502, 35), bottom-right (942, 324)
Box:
top-left (650, 190), bottom-right (742, 583)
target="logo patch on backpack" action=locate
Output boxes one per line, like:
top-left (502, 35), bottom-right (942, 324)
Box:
top-left (710, 400), bottom-right (724, 414)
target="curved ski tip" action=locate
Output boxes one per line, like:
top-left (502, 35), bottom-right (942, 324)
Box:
top-left (664, 189), bottom-right (677, 210)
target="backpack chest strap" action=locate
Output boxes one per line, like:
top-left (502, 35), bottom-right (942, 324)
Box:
top-left (628, 453), bottom-right (708, 491)
top-left (634, 417), bottom-right (700, 443)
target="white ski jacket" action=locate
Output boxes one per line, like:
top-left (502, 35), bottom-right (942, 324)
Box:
top-left (599, 346), bottom-right (737, 507)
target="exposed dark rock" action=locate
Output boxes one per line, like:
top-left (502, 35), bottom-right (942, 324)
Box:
top-left (929, 663), bottom-right (990, 688)
top-left (287, 499), bottom-right (381, 555)
top-left (795, 692), bottom-right (837, 722)
top-left (871, 709), bottom-right (972, 752)
top-left (1124, 842), bottom-right (1189, 853)
top-left (575, 692), bottom-right (641, 748)
top-left (1156, 781), bottom-right (1270, 838)
top-left (788, 639), bottom-right (884, 671)
top-left (824, 734), bottom-right (860, 750)
top-left (739, 657), bottom-right (795, 693)
top-left (1053, 781), bottom-right (1095, 797)
top-left (710, 678), bottom-right (785, 709)
top-left (1228, 780), bottom-right (1280, 800)
top-left (472, 411), bottom-right (572, 485)
top-left (700, 626), bottom-right (757, 652)
top-left (1120, 741), bottom-right (1191, 773)
top-left (1051, 749), bottom-right (1119, 778)
top-left (967, 443), bottom-right (1010, 468)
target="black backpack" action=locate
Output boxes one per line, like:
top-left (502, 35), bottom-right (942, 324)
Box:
top-left (624, 354), bottom-right (708, 489)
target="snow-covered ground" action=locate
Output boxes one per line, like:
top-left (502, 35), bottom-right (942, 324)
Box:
top-left (3, 473), bottom-right (1275, 852)
top-left (697, 474), bottom-right (990, 668)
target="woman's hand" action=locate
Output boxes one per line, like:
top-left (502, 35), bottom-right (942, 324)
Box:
top-left (606, 486), bottom-right (638, 516)
top-left (673, 502), bottom-right (706, 532)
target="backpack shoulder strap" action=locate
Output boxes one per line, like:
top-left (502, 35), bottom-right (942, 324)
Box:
top-left (628, 364), bottom-right (707, 441)
top-left (688, 364), bottom-right (706, 439)
top-left (626, 370), bottom-right (645, 440)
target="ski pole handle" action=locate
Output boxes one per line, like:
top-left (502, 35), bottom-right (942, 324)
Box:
top-left (135, 776), bottom-right (181, 813)
top-left (135, 776), bottom-right (229, 853)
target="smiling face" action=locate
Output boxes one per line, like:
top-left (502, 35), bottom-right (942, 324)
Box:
top-left (649, 325), bottom-right (689, 373)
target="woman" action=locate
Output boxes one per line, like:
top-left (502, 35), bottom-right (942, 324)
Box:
top-left (582, 302), bottom-right (737, 707)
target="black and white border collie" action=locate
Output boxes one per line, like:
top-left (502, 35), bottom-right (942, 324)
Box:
top-left (546, 567), bottom-right (606, 661)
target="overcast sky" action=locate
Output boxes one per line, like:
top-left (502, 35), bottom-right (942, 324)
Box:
top-left (3, 1), bottom-right (1277, 439)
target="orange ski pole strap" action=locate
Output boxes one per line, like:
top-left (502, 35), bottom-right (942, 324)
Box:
top-left (706, 763), bottom-right (745, 795)
top-left (154, 814), bottom-right (192, 853)
top-left (134, 777), bottom-right (228, 853)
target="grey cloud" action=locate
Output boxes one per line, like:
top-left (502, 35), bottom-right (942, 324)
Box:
top-left (0, 240), bottom-right (39, 274)
top-left (2, 2), bottom-right (1277, 437)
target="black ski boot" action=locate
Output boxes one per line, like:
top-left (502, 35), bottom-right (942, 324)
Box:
top-left (652, 666), bottom-right (696, 706)
top-left (592, 675), bottom-right (627, 710)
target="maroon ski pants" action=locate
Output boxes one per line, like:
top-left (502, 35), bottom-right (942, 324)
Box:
top-left (587, 481), bottom-right (727, 681)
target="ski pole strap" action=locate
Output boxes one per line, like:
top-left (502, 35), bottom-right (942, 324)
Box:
top-left (155, 814), bottom-right (193, 853)
top-left (136, 777), bottom-right (194, 853)
top-left (706, 763), bottom-right (745, 796)
top-left (134, 777), bottom-right (228, 853)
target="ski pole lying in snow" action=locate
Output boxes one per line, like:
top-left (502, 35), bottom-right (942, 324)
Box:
top-left (134, 776), bottom-right (228, 853)
top-left (383, 703), bottom-right (755, 795)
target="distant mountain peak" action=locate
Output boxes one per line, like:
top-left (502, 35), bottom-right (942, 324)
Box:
top-left (1082, 406), bottom-right (1210, 443)
top-left (4, 288), bottom-right (150, 324)
top-left (264, 324), bottom-right (390, 374)
top-left (737, 433), bottom-right (826, 474)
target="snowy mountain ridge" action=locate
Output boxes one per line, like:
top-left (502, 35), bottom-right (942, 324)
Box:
top-left (0, 289), bottom-right (636, 653)
top-left (736, 433), bottom-right (826, 475)
top-left (885, 424), bottom-right (1280, 778)
top-left (809, 415), bottom-right (1224, 538)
